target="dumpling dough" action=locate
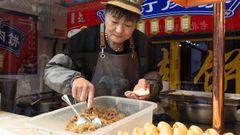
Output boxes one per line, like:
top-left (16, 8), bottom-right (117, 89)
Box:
top-left (157, 121), bottom-right (173, 135)
top-left (143, 122), bottom-right (159, 135)
top-left (133, 88), bottom-right (150, 96)
top-left (173, 122), bottom-right (188, 135)
top-left (205, 128), bottom-right (219, 135)
top-left (133, 127), bottom-right (145, 135)
top-left (188, 125), bottom-right (203, 135)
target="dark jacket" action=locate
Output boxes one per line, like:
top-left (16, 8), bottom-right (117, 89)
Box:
top-left (44, 24), bottom-right (161, 101)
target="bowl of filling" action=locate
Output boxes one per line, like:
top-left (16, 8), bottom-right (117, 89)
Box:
top-left (28, 96), bottom-right (157, 135)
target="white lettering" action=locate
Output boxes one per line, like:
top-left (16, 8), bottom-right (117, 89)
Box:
top-left (8, 33), bottom-right (20, 48)
top-left (78, 12), bottom-right (85, 23)
top-left (142, 1), bottom-right (158, 13)
top-left (162, 1), bottom-right (179, 11)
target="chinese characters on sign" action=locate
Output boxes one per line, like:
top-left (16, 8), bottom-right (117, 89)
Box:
top-left (194, 49), bottom-right (240, 93)
top-left (142, 0), bottom-right (238, 19)
top-left (0, 13), bottom-right (37, 74)
top-left (0, 19), bottom-right (25, 57)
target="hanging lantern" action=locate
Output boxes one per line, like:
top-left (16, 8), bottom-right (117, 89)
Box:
top-left (171, 0), bottom-right (225, 8)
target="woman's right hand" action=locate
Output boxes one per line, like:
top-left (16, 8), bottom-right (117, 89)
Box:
top-left (71, 77), bottom-right (95, 108)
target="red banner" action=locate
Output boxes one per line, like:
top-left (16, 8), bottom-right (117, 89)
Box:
top-left (67, 1), bottom-right (105, 31)
top-left (144, 6), bottom-right (240, 36)
top-left (66, 1), bottom-right (240, 36)
top-left (0, 12), bottom-right (38, 74)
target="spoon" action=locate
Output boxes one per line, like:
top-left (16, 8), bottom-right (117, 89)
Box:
top-left (61, 95), bottom-right (102, 128)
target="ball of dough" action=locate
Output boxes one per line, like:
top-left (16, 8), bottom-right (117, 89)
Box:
top-left (133, 127), bottom-right (145, 135)
top-left (205, 128), bottom-right (219, 135)
top-left (173, 122), bottom-right (188, 135)
top-left (157, 121), bottom-right (173, 135)
top-left (173, 127), bottom-right (187, 135)
top-left (133, 88), bottom-right (150, 96)
top-left (144, 122), bottom-right (159, 135)
top-left (188, 125), bottom-right (203, 135)
top-left (173, 122), bottom-right (188, 131)
top-left (157, 121), bottom-right (172, 131)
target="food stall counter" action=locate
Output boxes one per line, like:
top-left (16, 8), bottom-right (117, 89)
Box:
top-left (0, 111), bottom-right (52, 135)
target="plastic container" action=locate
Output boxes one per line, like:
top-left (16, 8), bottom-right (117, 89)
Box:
top-left (28, 96), bottom-right (157, 135)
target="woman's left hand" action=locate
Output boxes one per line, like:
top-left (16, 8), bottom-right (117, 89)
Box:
top-left (124, 78), bottom-right (150, 100)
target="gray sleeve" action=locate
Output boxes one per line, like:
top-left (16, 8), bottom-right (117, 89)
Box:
top-left (44, 53), bottom-right (82, 94)
top-left (144, 71), bottom-right (163, 102)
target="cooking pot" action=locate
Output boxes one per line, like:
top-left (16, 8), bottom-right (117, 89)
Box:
top-left (177, 102), bottom-right (238, 124)
top-left (29, 92), bottom-right (62, 114)
top-left (35, 98), bottom-right (62, 114)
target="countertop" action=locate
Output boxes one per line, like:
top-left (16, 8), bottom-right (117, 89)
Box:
top-left (0, 111), bottom-right (52, 135)
top-left (1, 111), bottom-right (240, 135)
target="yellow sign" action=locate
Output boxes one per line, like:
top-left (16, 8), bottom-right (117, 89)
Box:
top-left (194, 49), bottom-right (240, 93)
top-left (157, 48), bottom-right (170, 81)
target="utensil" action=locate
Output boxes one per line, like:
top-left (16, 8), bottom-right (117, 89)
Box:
top-left (61, 95), bottom-right (90, 125)
top-left (61, 95), bottom-right (102, 128)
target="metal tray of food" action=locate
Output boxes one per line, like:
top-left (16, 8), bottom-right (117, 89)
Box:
top-left (159, 90), bottom-right (240, 106)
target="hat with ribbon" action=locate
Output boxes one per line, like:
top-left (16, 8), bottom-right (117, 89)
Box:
top-left (102, 0), bottom-right (143, 15)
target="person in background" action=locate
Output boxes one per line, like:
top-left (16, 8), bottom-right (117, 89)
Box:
top-left (44, 0), bottom-right (162, 108)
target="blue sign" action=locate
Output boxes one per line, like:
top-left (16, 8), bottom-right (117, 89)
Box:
top-left (0, 18), bottom-right (25, 57)
top-left (141, 0), bottom-right (240, 19)
top-left (96, 9), bottom-right (105, 23)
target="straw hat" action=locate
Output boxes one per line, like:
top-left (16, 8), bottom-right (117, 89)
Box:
top-left (102, 0), bottom-right (143, 15)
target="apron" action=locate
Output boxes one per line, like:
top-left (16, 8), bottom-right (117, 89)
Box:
top-left (91, 23), bottom-right (140, 97)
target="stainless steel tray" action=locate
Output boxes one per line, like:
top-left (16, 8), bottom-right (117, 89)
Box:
top-left (159, 90), bottom-right (240, 106)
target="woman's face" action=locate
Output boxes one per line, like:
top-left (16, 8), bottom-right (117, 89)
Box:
top-left (105, 12), bottom-right (137, 44)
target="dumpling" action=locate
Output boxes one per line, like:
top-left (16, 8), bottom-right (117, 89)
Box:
top-left (188, 125), bottom-right (203, 135)
top-left (144, 122), bottom-right (159, 135)
top-left (133, 127), bottom-right (145, 135)
top-left (157, 121), bottom-right (173, 135)
top-left (173, 122), bottom-right (188, 135)
top-left (205, 128), bottom-right (219, 135)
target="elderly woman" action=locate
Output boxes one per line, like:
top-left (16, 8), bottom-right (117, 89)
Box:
top-left (44, 0), bottom-right (162, 108)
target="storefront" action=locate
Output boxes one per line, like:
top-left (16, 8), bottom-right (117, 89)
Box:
top-left (0, 0), bottom-right (240, 134)
top-left (66, 0), bottom-right (240, 94)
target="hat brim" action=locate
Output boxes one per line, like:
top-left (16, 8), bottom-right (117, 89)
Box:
top-left (102, 1), bottom-right (142, 15)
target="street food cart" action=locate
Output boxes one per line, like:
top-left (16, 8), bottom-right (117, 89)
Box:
top-left (1, 0), bottom-right (240, 134)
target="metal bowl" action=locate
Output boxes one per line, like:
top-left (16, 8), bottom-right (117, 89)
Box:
top-left (177, 102), bottom-right (237, 124)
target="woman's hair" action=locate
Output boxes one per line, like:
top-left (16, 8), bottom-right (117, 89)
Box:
top-left (105, 4), bottom-right (140, 22)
